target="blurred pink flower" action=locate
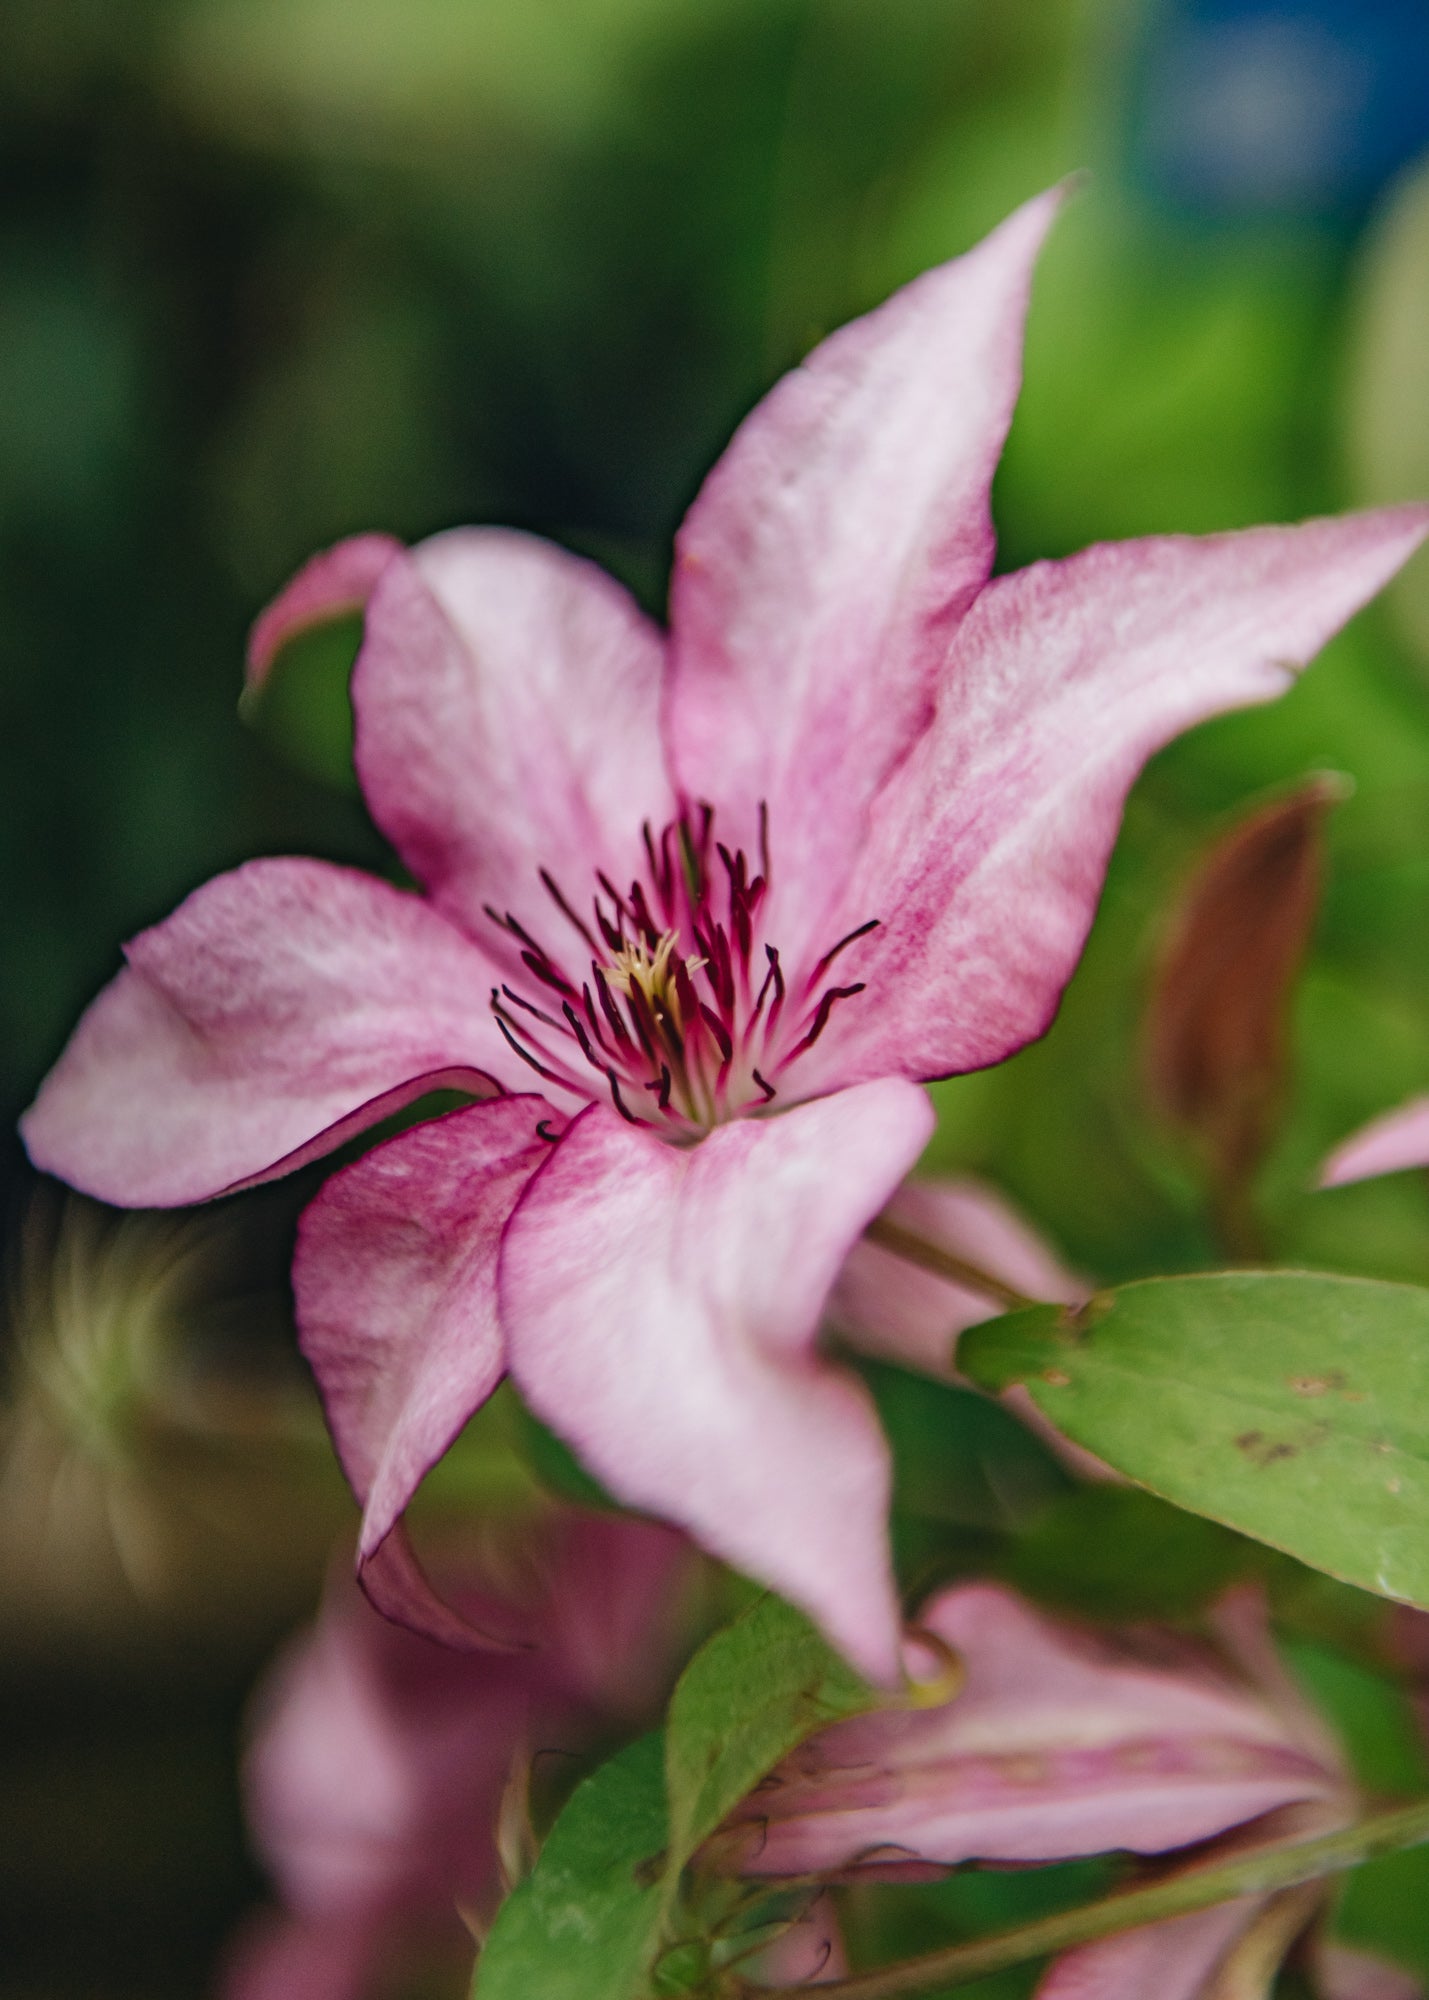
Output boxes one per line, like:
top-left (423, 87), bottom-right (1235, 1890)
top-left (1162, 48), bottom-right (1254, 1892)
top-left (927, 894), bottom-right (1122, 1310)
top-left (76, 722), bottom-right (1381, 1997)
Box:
top-left (222, 1509), bottom-right (694, 2000)
top-left (718, 1583), bottom-right (1420, 1999)
top-left (23, 188), bottom-right (1428, 1680)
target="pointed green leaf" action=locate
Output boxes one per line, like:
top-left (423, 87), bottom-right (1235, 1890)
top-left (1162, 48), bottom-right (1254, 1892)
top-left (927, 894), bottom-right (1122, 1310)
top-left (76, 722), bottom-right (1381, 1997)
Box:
top-left (472, 1597), bottom-right (881, 2000)
top-left (960, 1272), bottom-right (1429, 1608)
top-left (472, 1732), bottom-right (667, 2000)
top-left (663, 1591), bottom-right (877, 1871)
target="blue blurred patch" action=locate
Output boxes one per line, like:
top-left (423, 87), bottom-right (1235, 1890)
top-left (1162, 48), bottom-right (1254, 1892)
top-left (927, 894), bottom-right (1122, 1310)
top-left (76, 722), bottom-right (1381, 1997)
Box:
top-left (1131, 0), bottom-right (1429, 219)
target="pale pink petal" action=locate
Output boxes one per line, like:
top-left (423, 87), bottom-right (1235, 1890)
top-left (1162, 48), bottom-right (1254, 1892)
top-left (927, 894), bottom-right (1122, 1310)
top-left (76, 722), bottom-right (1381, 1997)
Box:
top-left (793, 506), bottom-right (1429, 1095)
top-left (246, 533), bottom-right (401, 692)
top-left (1317, 1942), bottom-right (1424, 2000)
top-left (294, 1097), bottom-right (553, 1640)
top-left (239, 1518), bottom-right (696, 1980)
top-left (734, 1584), bottom-right (1341, 1875)
top-left (352, 528), bottom-right (675, 947)
top-left (666, 190), bottom-right (1063, 973)
top-left (21, 858), bottom-right (514, 1207)
top-left (246, 1595), bottom-right (445, 1917)
top-left (829, 1175), bottom-right (1085, 1376)
top-left (1321, 1096), bottom-right (1429, 1187)
top-left (501, 1079), bottom-right (937, 1686)
top-left (828, 1176), bottom-right (1112, 1480)
top-left (1035, 1901), bottom-right (1262, 2000)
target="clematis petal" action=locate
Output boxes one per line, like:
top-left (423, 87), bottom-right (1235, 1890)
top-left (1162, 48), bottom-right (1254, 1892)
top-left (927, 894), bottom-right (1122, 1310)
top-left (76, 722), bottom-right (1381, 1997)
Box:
top-left (352, 528), bottom-right (674, 946)
top-left (501, 1079), bottom-right (937, 1686)
top-left (733, 1584), bottom-right (1342, 1876)
top-left (246, 532), bottom-right (401, 692)
top-left (665, 188), bottom-right (1063, 970)
top-left (793, 506), bottom-right (1429, 1096)
top-left (21, 858), bottom-right (512, 1207)
top-left (1034, 1901), bottom-right (1262, 2000)
top-left (829, 1175), bottom-right (1085, 1377)
top-left (1321, 1095), bottom-right (1429, 1186)
top-left (293, 1096), bottom-right (554, 1642)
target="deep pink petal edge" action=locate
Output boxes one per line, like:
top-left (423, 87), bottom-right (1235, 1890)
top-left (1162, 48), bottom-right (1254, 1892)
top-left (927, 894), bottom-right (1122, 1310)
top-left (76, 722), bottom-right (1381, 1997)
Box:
top-left (246, 534), bottom-right (401, 691)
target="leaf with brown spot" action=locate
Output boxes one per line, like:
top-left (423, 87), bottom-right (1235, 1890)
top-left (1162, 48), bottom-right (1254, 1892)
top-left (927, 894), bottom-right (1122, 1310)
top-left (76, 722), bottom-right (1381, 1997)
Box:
top-left (962, 1271), bottom-right (1429, 1610)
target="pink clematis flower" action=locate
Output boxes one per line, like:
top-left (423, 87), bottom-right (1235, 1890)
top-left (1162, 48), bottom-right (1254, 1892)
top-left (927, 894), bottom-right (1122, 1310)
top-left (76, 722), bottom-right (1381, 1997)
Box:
top-left (223, 1509), bottom-right (696, 2000)
top-left (21, 188), bottom-right (1429, 1682)
top-left (718, 1583), bottom-right (1421, 2000)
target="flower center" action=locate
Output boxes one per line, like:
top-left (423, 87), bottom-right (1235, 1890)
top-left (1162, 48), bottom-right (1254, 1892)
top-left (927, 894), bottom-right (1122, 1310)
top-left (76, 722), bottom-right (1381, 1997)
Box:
top-left (484, 806), bottom-right (878, 1134)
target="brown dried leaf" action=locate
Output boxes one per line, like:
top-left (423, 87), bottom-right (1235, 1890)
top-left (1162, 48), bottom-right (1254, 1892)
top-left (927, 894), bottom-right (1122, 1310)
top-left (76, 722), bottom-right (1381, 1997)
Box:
top-left (1145, 778), bottom-right (1341, 1245)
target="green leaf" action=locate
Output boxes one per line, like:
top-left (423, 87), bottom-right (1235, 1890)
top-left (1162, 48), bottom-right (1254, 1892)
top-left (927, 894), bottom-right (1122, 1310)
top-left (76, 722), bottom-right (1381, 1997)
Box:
top-left (961, 1273), bottom-right (1429, 1608)
top-left (473, 1596), bottom-right (879, 1999)
top-left (472, 1732), bottom-right (668, 2000)
top-left (663, 1591), bottom-right (877, 1872)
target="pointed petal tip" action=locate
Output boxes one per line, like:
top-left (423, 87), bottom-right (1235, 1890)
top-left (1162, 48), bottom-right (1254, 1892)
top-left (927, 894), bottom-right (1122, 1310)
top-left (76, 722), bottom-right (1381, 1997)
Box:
top-left (246, 533), bottom-right (402, 694)
top-left (1319, 1095), bottom-right (1429, 1188)
top-left (503, 1084), bottom-right (930, 1689)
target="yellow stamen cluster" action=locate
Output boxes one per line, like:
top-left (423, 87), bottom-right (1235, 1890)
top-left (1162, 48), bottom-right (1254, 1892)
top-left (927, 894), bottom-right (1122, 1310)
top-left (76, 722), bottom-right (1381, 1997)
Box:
top-left (600, 930), bottom-right (703, 1033)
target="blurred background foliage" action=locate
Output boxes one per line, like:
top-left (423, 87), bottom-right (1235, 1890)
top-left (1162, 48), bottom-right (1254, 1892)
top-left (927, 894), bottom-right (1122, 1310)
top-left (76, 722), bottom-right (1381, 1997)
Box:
top-left (3, 0), bottom-right (1429, 1994)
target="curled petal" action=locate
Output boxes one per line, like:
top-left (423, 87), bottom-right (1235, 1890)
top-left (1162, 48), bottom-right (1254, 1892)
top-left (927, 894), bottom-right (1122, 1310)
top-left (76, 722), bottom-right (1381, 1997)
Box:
top-left (1321, 1095), bottom-right (1429, 1187)
top-left (667, 188), bottom-right (1064, 974)
top-left (294, 1097), bottom-right (554, 1643)
top-left (796, 506), bottom-right (1429, 1095)
top-left (246, 533), bottom-right (401, 692)
top-left (21, 858), bottom-right (510, 1207)
top-left (353, 529), bottom-right (674, 948)
top-left (501, 1080), bottom-right (937, 1686)
top-left (733, 1584), bottom-right (1343, 1876)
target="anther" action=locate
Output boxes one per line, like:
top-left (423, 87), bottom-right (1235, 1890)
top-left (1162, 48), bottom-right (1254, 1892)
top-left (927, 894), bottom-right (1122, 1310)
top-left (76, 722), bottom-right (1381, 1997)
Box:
top-left (785, 982), bottom-right (866, 1062)
top-left (812, 917), bottom-right (881, 977)
top-left (539, 868), bottom-right (600, 952)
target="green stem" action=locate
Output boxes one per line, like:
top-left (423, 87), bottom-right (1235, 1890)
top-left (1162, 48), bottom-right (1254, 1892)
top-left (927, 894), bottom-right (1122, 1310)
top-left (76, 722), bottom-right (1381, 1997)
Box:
top-left (762, 1797), bottom-right (1429, 2000)
top-left (862, 1214), bottom-right (1039, 1316)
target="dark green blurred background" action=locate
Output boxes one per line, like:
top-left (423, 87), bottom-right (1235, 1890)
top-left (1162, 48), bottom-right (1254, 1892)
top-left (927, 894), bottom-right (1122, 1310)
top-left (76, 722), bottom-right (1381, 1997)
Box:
top-left (4, 1), bottom-right (1429, 1993)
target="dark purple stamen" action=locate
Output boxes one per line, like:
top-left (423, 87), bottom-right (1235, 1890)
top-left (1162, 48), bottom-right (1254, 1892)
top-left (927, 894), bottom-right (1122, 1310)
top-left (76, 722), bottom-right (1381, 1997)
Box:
top-left (540, 867), bottom-right (600, 952)
top-left (483, 807), bottom-right (875, 1129)
top-left (812, 917), bottom-right (881, 977)
top-left (698, 1005), bottom-right (734, 1062)
top-left (784, 983), bottom-right (866, 1063)
top-left (500, 984), bottom-right (563, 1032)
top-left (492, 1003), bottom-right (570, 1086)
top-left (521, 950), bottom-right (578, 999)
top-left (605, 1069), bottom-right (642, 1124)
